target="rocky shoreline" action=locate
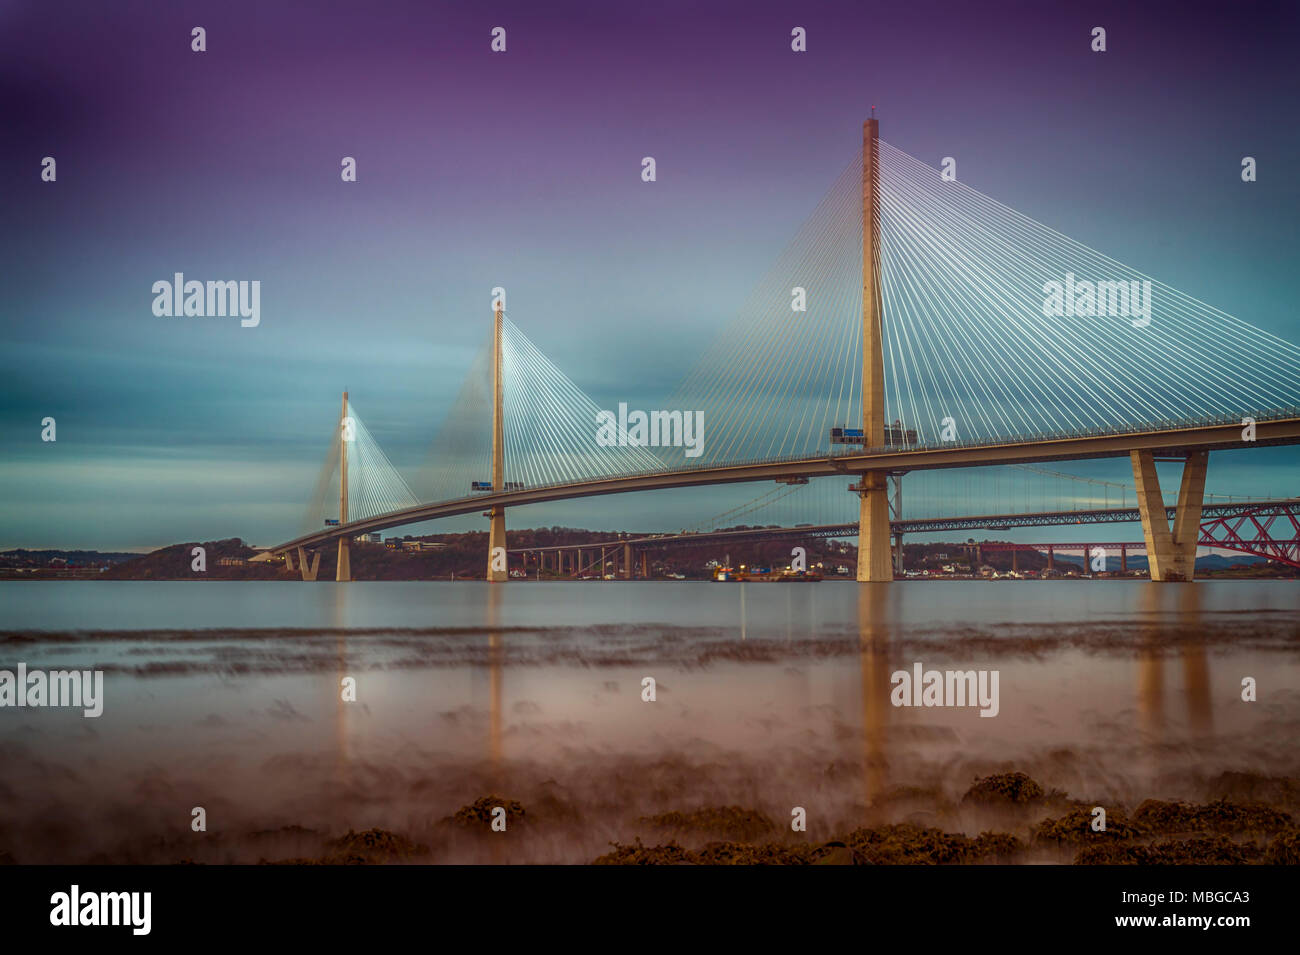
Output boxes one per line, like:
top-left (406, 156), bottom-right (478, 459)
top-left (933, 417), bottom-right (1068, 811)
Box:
top-left (6, 771), bottom-right (1293, 866)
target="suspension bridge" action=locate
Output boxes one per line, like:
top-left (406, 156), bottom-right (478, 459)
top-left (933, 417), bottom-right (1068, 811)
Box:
top-left (264, 118), bottom-right (1300, 583)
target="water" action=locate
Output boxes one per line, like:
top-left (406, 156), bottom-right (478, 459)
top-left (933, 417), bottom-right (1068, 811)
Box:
top-left (1, 580), bottom-right (1297, 863)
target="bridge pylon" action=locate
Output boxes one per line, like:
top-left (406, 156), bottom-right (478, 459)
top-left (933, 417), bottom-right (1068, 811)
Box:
top-left (336, 390), bottom-right (351, 582)
top-left (1131, 449), bottom-right (1208, 581)
top-left (856, 115), bottom-right (894, 582)
top-left (295, 546), bottom-right (320, 581)
top-left (890, 473), bottom-right (905, 576)
top-left (487, 300), bottom-right (509, 582)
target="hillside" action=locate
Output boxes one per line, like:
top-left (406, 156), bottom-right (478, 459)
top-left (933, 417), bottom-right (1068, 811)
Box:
top-left (9, 530), bottom-right (1291, 581)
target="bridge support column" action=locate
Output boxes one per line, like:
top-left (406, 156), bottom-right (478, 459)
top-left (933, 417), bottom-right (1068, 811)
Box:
top-left (856, 472), bottom-right (893, 581)
top-left (1120, 545), bottom-right (1127, 574)
top-left (336, 390), bottom-right (351, 582)
top-left (1047, 546), bottom-right (1054, 571)
top-left (623, 543), bottom-right (632, 580)
top-left (1012, 547), bottom-right (1019, 574)
top-left (296, 546), bottom-right (320, 582)
top-left (641, 551), bottom-right (648, 579)
top-left (487, 507), bottom-right (507, 582)
top-left (486, 298), bottom-right (508, 583)
top-left (890, 474), bottom-right (904, 576)
top-left (1171, 452), bottom-right (1209, 576)
top-left (1132, 450), bottom-right (1207, 582)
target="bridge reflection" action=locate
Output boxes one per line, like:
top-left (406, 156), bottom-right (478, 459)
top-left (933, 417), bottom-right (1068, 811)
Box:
top-left (857, 583), bottom-right (896, 807)
top-left (1137, 585), bottom-right (1214, 776)
top-left (852, 582), bottom-right (1218, 812)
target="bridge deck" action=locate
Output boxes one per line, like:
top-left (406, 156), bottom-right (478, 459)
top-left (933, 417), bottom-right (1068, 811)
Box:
top-left (270, 412), bottom-right (1300, 554)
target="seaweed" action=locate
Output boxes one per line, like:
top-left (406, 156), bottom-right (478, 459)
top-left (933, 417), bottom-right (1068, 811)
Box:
top-left (1075, 836), bottom-right (1263, 866)
top-left (1132, 799), bottom-right (1290, 835)
top-left (1263, 828), bottom-right (1300, 865)
top-left (639, 806), bottom-right (776, 842)
top-left (1032, 807), bottom-right (1142, 844)
top-left (324, 828), bottom-right (429, 861)
top-left (961, 772), bottom-right (1045, 806)
top-left (450, 795), bottom-right (527, 829)
top-left (592, 839), bottom-right (694, 865)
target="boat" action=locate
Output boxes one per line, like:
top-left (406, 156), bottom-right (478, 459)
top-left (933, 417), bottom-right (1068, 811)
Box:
top-left (713, 566), bottom-right (823, 582)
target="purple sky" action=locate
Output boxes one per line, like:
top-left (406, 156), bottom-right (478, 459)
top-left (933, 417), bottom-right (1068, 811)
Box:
top-left (1, 0), bottom-right (1297, 549)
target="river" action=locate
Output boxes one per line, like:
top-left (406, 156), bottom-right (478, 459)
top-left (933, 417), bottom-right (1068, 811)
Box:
top-left (1, 580), bottom-right (1297, 863)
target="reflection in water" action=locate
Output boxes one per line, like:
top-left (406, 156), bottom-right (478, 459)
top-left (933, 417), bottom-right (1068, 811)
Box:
top-left (1137, 585), bottom-right (1215, 772)
top-left (783, 584), bottom-right (815, 647)
top-left (1137, 585), bottom-right (1166, 744)
top-left (857, 582), bottom-right (895, 809)
top-left (486, 584), bottom-right (504, 777)
top-left (1, 579), bottom-right (1292, 864)
top-left (1180, 586), bottom-right (1213, 736)
top-left (333, 583), bottom-right (350, 774)
top-left (485, 585), bottom-right (505, 864)
top-left (739, 584), bottom-right (747, 641)
top-left (785, 586), bottom-right (793, 643)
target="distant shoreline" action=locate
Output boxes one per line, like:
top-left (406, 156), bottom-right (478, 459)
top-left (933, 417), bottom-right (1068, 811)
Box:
top-left (4, 532), bottom-right (1292, 582)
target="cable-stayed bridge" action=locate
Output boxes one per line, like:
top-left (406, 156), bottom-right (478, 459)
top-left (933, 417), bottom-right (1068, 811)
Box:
top-left (266, 119), bottom-right (1300, 583)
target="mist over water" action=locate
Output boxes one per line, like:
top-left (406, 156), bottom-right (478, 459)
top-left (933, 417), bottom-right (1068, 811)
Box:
top-left (0, 580), bottom-right (1296, 863)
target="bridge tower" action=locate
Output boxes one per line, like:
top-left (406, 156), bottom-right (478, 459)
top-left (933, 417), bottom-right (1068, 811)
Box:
top-left (1131, 450), bottom-right (1207, 581)
top-left (336, 390), bottom-right (351, 582)
top-left (487, 300), bottom-right (509, 581)
top-left (857, 116), bottom-right (894, 582)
